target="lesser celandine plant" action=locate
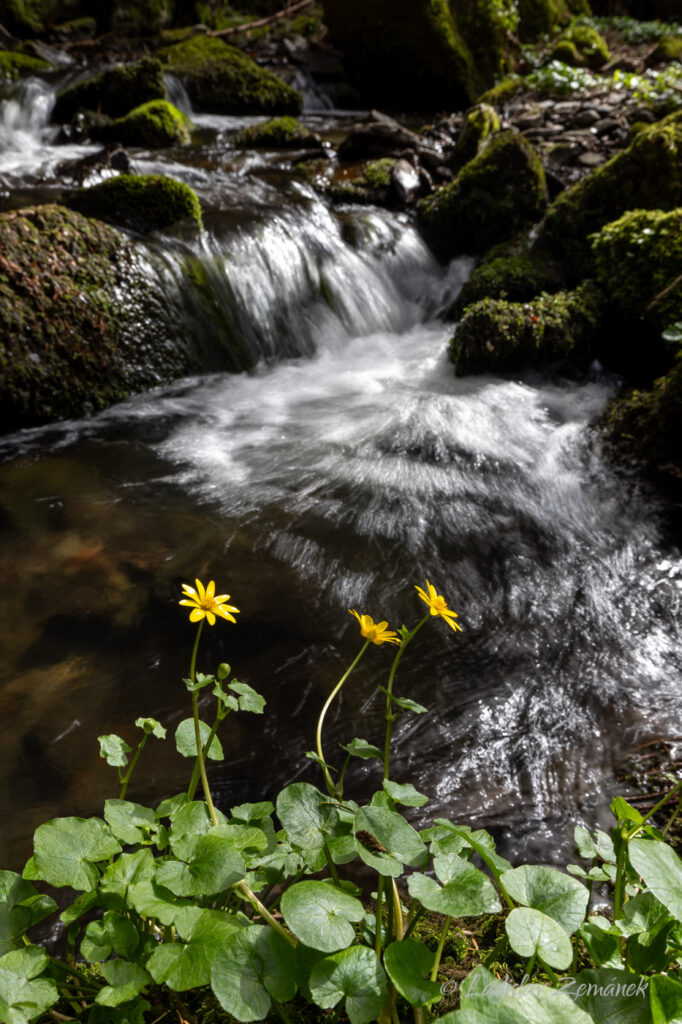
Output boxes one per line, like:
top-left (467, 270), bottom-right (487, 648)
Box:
top-left (1, 576), bottom-right (682, 1024)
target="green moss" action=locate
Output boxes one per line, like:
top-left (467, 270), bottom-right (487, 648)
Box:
top-left (95, 99), bottom-right (193, 147)
top-left (650, 36), bottom-right (682, 63)
top-left (518, 0), bottom-right (571, 40)
top-left (0, 0), bottom-right (45, 36)
top-left (65, 174), bottom-right (203, 233)
top-left (158, 35), bottom-right (301, 115)
top-left (418, 131), bottom-right (548, 260)
top-left (231, 115), bottom-right (317, 148)
top-left (0, 49), bottom-right (49, 79)
top-left (362, 158), bottom-right (396, 189)
top-left (450, 0), bottom-right (517, 91)
top-left (323, 160), bottom-right (397, 206)
top-left (452, 236), bottom-right (564, 316)
top-left (451, 280), bottom-right (603, 375)
top-left (451, 103), bottom-right (501, 170)
top-left (476, 75), bottom-right (523, 107)
top-left (604, 357), bottom-right (682, 474)
top-left (52, 58), bottom-right (166, 121)
top-left (534, 114), bottom-right (682, 282)
top-left (110, 0), bottom-right (173, 35)
top-left (550, 39), bottom-right (585, 66)
top-left (557, 24), bottom-right (610, 68)
top-left (0, 204), bottom-right (193, 430)
top-left (321, 0), bottom-right (476, 110)
top-left (51, 16), bottom-right (97, 40)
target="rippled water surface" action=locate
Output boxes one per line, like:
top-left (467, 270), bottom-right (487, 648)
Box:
top-left (1, 79), bottom-right (681, 870)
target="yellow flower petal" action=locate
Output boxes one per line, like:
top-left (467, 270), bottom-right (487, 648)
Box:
top-left (189, 607), bottom-right (204, 622)
top-left (205, 580), bottom-right (215, 600)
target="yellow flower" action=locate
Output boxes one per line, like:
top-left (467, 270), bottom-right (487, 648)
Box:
top-left (415, 579), bottom-right (462, 632)
top-left (179, 578), bottom-right (239, 626)
top-left (349, 609), bottom-right (401, 645)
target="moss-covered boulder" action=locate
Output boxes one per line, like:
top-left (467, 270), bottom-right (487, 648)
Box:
top-left (0, 0), bottom-right (45, 35)
top-left (65, 174), bottom-right (202, 234)
top-left (551, 24), bottom-right (610, 68)
top-left (451, 236), bottom-right (564, 317)
top-left (52, 58), bottom-right (166, 122)
top-left (475, 75), bottom-right (523, 107)
top-left (0, 49), bottom-right (49, 79)
top-left (451, 281), bottom-right (603, 376)
top-left (534, 112), bottom-right (682, 282)
top-left (321, 0), bottom-right (475, 110)
top-left (93, 100), bottom-right (193, 147)
top-left (517, 0), bottom-right (570, 39)
top-left (109, 0), bottom-right (173, 35)
top-left (451, 103), bottom-right (500, 170)
top-left (231, 116), bottom-right (320, 149)
top-left (0, 204), bottom-right (193, 430)
top-left (648, 37), bottom-right (682, 64)
top-left (604, 357), bottom-right (682, 475)
top-left (418, 131), bottom-right (548, 260)
top-left (157, 35), bottom-right (301, 115)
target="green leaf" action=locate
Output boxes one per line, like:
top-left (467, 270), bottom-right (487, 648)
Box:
top-left (96, 960), bottom-right (151, 1007)
top-left (0, 953), bottom-right (58, 1024)
top-left (98, 734), bottom-right (131, 768)
top-left (0, 873), bottom-right (57, 955)
top-left (452, 965), bottom-right (595, 1024)
top-left (569, 967), bottom-right (651, 1024)
top-left (89, 998), bottom-right (150, 1024)
top-left (383, 940), bottom-right (441, 1007)
top-left (578, 918), bottom-right (623, 968)
top-left (146, 906), bottom-right (247, 991)
top-left (662, 321), bottom-right (682, 344)
top-left (155, 793), bottom-right (189, 820)
top-left (104, 800), bottom-right (158, 845)
top-left (229, 681), bottom-right (266, 714)
top-left (231, 802), bottom-right (275, 822)
top-left (308, 946), bottom-right (388, 1024)
top-left (59, 891), bottom-right (98, 926)
top-left (407, 863), bottom-right (501, 918)
top-left (135, 717), bottom-right (166, 739)
top-left (174, 719), bottom-right (224, 760)
top-left (100, 849), bottom-right (156, 907)
top-left (611, 797), bottom-right (644, 826)
top-left (211, 925), bottom-right (297, 1021)
top-left (81, 911), bottom-right (140, 962)
top-left (650, 973), bottom-right (682, 1024)
top-left (213, 681), bottom-right (239, 713)
top-left (353, 806), bottom-right (427, 877)
top-left (377, 685), bottom-right (428, 714)
top-left (127, 880), bottom-right (191, 926)
top-left (276, 783), bottom-right (339, 855)
top-left (382, 779), bottom-right (429, 807)
top-left (629, 838), bottom-right (682, 921)
top-left (500, 865), bottom-right (589, 936)
top-left (281, 881), bottom-right (364, 952)
top-left (340, 738), bottom-right (384, 761)
top-left (184, 672), bottom-right (215, 693)
top-left (436, 823), bottom-right (512, 883)
top-left (155, 834), bottom-right (245, 897)
top-left (31, 817), bottom-right (121, 891)
top-left (505, 907), bottom-right (572, 970)
top-left (168, 801), bottom-right (227, 860)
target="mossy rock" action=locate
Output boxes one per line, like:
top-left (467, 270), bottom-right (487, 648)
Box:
top-left (157, 35), bottom-right (301, 115)
top-left (649, 37), bottom-right (682, 64)
top-left (451, 280), bottom-right (603, 376)
top-left (604, 356), bottom-right (682, 475)
top-left (534, 112), bottom-right (682, 283)
top-left (231, 115), bottom-right (319, 149)
top-left (451, 103), bottom-right (501, 171)
top-left (0, 48), bottom-right (49, 79)
top-left (321, 0), bottom-right (476, 110)
top-left (94, 100), bottom-right (193, 147)
top-left (476, 75), bottom-right (523, 108)
top-left (325, 158), bottom-right (397, 206)
top-left (50, 16), bottom-right (97, 40)
top-left (52, 58), bottom-right (166, 122)
top-left (518, 0), bottom-right (571, 40)
top-left (554, 24), bottom-right (610, 69)
top-left (451, 236), bottom-right (564, 318)
top-left (0, 204), bottom-right (195, 430)
top-left (418, 131), bottom-right (548, 261)
top-left (0, 0), bottom-right (45, 35)
top-left (591, 208), bottom-right (682, 380)
top-left (109, 0), bottom-right (173, 35)
top-left (65, 174), bottom-right (203, 233)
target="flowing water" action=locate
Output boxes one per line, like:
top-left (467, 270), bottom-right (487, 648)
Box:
top-left (1, 79), bottom-right (681, 871)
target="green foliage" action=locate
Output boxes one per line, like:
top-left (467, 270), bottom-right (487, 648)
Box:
top-left (0, 50), bottom-right (49, 80)
top-left (5, 580), bottom-right (682, 1024)
top-left (575, 14), bottom-right (682, 43)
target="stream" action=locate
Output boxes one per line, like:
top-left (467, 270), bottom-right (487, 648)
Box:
top-left (1, 75), bottom-right (681, 872)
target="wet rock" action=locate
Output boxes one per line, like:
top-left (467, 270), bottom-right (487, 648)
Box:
top-left (93, 99), bottom-right (193, 148)
top-left (157, 35), bottom-right (301, 116)
top-left (451, 281), bottom-right (603, 376)
top-left (52, 58), bottom-right (166, 122)
top-left (232, 116), bottom-right (322, 150)
top-left (338, 119), bottom-right (427, 160)
top-left (391, 158), bottom-right (422, 205)
top-left (0, 49), bottom-right (50, 80)
top-left (450, 103), bottom-right (500, 170)
top-left (577, 151), bottom-right (605, 167)
top-left (449, 235), bottom-right (564, 318)
top-left (418, 131), bottom-right (549, 260)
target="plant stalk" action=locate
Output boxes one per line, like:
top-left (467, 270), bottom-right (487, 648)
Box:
top-left (316, 641), bottom-right (369, 796)
top-left (383, 616), bottom-right (428, 779)
top-left (430, 916), bottom-right (451, 982)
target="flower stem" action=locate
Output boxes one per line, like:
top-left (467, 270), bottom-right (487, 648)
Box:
top-left (391, 879), bottom-right (403, 941)
top-left (187, 711), bottom-right (221, 801)
top-left (316, 641), bottom-right (369, 796)
top-left (375, 875), bottom-right (385, 957)
top-left (237, 880), bottom-right (297, 946)
top-left (185, 621), bottom-right (220, 824)
top-left (383, 616), bottom-right (428, 780)
top-left (430, 916), bottom-right (451, 981)
top-left (118, 737), bottom-right (147, 800)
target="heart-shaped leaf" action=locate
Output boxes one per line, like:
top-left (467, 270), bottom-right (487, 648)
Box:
top-left (155, 834), bottom-right (245, 897)
top-left (629, 838), bottom-right (682, 921)
top-left (384, 940), bottom-right (441, 1007)
top-left (30, 817), bottom-right (121, 891)
top-left (382, 780), bottom-right (429, 807)
top-left (308, 946), bottom-right (388, 1024)
top-left (211, 925), bottom-right (297, 1021)
top-left (505, 907), bottom-right (572, 970)
top-left (146, 906), bottom-right (246, 991)
top-left (95, 960), bottom-right (151, 1007)
top-left (174, 719), bottom-right (224, 760)
top-left (281, 881), bottom-right (364, 952)
top-left (408, 862), bottom-right (501, 918)
top-left (353, 806), bottom-right (427, 877)
top-left (500, 865), bottom-right (588, 935)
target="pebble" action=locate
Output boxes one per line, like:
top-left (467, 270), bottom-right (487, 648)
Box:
top-left (578, 151), bottom-right (606, 166)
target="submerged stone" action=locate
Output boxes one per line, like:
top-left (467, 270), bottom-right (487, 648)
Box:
top-left (157, 35), bottom-right (301, 115)
top-left (65, 174), bottom-right (203, 233)
top-left (418, 131), bottom-right (548, 260)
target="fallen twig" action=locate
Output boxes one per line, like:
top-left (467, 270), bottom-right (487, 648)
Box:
top-left (210, 0), bottom-right (316, 38)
